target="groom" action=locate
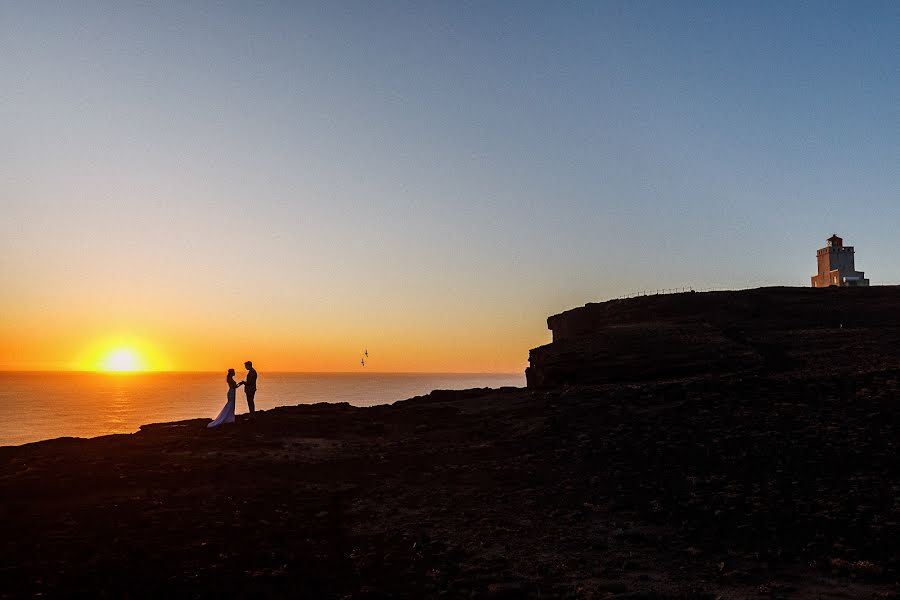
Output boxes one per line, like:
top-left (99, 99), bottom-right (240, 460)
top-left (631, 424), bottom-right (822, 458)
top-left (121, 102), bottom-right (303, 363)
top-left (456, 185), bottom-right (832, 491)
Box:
top-left (241, 360), bottom-right (258, 415)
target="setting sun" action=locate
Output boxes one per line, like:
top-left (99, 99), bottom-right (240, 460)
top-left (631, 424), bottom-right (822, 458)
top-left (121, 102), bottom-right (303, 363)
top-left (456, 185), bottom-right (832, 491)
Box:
top-left (99, 348), bottom-right (144, 372)
top-left (74, 337), bottom-right (167, 372)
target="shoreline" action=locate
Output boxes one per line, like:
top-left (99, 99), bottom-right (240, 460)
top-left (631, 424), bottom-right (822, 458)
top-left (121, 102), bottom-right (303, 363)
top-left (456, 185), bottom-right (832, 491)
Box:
top-left (2, 386), bottom-right (522, 449)
top-left (0, 372), bottom-right (525, 447)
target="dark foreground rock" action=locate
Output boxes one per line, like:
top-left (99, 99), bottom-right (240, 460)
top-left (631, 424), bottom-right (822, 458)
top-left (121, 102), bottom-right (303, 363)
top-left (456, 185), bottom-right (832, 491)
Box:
top-left (3, 372), bottom-right (900, 599)
top-left (4, 288), bottom-right (900, 598)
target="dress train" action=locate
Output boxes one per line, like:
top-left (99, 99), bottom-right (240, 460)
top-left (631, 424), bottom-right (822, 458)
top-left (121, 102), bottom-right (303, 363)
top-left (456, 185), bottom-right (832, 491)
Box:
top-left (207, 388), bottom-right (236, 428)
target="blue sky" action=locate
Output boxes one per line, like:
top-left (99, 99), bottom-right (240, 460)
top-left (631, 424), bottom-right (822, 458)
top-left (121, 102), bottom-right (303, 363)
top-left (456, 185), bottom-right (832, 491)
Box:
top-left (1, 2), bottom-right (898, 370)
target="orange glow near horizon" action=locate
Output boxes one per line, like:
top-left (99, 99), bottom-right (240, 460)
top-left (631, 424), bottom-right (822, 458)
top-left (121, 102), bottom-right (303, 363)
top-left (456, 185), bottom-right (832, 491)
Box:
top-left (0, 303), bottom-right (543, 373)
top-left (0, 319), bottom-right (542, 373)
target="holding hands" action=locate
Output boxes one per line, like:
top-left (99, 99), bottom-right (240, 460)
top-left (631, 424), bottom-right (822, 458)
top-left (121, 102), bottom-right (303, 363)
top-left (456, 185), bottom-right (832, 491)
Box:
top-left (238, 381), bottom-right (245, 387)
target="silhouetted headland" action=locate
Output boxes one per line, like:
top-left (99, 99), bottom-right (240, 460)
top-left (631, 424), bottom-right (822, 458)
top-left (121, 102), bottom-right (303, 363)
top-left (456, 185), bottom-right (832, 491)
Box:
top-left (4, 286), bottom-right (900, 598)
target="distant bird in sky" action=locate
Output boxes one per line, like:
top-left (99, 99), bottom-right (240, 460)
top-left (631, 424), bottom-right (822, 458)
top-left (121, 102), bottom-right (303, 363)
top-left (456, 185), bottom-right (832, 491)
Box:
top-left (364, 348), bottom-right (368, 357)
top-left (361, 357), bottom-right (365, 367)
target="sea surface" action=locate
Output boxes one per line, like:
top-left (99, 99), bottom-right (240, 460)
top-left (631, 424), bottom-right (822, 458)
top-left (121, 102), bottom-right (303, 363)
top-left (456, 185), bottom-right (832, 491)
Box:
top-left (0, 371), bottom-right (524, 446)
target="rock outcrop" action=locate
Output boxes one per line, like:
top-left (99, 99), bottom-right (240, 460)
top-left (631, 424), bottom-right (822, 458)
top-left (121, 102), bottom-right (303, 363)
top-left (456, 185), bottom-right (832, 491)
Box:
top-left (527, 286), bottom-right (900, 388)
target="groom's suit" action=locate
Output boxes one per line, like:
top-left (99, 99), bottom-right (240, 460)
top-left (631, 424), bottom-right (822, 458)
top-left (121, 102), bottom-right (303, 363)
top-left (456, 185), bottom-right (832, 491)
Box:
top-left (244, 367), bottom-right (257, 413)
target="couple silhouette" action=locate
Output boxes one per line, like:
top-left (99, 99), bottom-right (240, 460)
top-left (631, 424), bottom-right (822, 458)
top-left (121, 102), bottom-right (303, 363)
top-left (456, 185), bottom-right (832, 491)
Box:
top-left (207, 361), bottom-right (258, 428)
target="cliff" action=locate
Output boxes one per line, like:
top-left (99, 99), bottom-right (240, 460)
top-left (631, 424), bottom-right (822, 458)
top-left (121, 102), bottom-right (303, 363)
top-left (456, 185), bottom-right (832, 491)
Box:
top-left (527, 286), bottom-right (900, 388)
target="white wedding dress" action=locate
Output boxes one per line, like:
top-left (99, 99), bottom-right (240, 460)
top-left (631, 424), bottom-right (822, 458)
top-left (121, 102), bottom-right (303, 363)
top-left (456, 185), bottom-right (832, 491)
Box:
top-left (207, 386), bottom-right (236, 428)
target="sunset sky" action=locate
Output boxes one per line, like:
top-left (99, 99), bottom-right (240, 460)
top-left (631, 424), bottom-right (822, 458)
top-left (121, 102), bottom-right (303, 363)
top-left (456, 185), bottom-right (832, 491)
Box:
top-left (2, 2), bottom-right (898, 372)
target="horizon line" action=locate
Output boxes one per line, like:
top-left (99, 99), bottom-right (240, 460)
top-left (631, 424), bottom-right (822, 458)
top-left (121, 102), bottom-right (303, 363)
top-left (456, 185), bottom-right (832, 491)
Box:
top-left (0, 369), bottom-right (525, 376)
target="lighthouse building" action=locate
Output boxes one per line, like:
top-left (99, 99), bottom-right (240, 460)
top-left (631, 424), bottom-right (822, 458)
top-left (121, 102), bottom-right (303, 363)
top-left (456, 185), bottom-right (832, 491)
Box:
top-left (811, 234), bottom-right (869, 288)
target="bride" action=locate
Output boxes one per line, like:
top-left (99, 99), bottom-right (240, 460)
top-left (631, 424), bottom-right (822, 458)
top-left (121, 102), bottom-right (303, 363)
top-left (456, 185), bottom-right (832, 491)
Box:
top-left (207, 369), bottom-right (243, 428)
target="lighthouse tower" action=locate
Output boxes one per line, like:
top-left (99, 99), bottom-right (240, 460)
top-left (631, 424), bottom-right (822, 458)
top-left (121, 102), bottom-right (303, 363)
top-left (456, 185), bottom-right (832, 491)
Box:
top-left (811, 234), bottom-right (869, 288)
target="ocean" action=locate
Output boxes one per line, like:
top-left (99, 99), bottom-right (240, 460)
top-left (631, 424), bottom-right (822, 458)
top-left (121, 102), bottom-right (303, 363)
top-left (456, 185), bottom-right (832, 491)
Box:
top-left (0, 371), bottom-right (525, 447)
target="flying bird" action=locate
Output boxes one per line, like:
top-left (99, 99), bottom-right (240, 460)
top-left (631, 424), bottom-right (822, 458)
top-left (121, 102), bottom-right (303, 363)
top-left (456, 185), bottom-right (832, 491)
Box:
top-left (364, 348), bottom-right (368, 357)
top-left (361, 357), bottom-right (365, 367)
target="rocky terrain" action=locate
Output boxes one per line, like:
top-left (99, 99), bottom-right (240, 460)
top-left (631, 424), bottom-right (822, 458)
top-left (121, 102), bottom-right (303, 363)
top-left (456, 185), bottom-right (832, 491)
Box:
top-left (3, 287), bottom-right (900, 598)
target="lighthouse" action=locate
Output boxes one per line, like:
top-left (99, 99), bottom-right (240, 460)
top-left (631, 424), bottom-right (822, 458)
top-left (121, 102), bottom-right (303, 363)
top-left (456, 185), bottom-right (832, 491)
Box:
top-left (811, 234), bottom-right (869, 288)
